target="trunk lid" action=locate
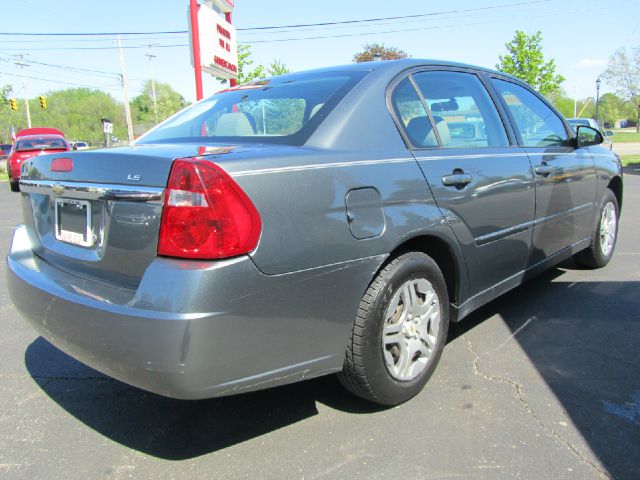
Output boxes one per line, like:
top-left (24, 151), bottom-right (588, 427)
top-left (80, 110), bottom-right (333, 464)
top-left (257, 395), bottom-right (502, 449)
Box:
top-left (18, 143), bottom-right (264, 285)
top-left (19, 142), bottom-right (301, 285)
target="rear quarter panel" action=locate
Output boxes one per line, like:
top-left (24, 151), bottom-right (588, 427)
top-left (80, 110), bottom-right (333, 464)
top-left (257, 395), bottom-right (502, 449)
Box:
top-left (216, 65), bottom-right (468, 301)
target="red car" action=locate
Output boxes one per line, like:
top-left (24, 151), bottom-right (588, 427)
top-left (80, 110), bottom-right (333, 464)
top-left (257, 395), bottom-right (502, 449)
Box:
top-left (7, 128), bottom-right (69, 192)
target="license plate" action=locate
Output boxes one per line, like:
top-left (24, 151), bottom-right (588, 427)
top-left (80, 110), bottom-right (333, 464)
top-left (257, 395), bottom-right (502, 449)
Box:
top-left (54, 199), bottom-right (93, 247)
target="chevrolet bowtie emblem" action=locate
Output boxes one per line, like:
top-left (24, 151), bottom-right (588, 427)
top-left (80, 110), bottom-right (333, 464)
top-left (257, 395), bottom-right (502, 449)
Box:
top-left (51, 184), bottom-right (65, 196)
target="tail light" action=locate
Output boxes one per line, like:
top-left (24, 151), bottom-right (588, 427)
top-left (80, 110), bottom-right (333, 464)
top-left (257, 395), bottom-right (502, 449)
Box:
top-left (158, 158), bottom-right (262, 259)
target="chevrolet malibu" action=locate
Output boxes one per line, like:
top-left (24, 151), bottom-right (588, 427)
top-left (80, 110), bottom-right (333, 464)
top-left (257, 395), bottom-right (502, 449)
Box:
top-left (7, 60), bottom-right (622, 406)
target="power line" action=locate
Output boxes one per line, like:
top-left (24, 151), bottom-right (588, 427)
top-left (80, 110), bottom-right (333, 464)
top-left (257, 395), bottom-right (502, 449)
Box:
top-left (0, 0), bottom-right (551, 37)
top-left (0, 44), bottom-right (188, 52)
top-left (240, 0), bottom-right (552, 30)
top-left (0, 30), bottom-right (187, 37)
top-left (0, 35), bottom-right (187, 44)
top-left (0, 71), bottom-right (122, 90)
top-left (0, 53), bottom-right (121, 78)
top-left (243, 0), bottom-right (638, 43)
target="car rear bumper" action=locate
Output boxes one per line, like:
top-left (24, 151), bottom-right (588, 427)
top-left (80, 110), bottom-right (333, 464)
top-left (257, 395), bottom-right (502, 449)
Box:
top-left (7, 224), bottom-right (384, 399)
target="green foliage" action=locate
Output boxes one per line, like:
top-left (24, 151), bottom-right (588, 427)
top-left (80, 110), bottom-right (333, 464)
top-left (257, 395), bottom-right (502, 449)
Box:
top-left (131, 80), bottom-right (188, 129)
top-left (1, 85), bottom-right (12, 104)
top-left (237, 44), bottom-right (265, 84)
top-left (219, 44), bottom-right (291, 85)
top-left (496, 31), bottom-right (565, 96)
top-left (549, 91), bottom-right (594, 119)
top-left (353, 43), bottom-right (409, 63)
top-left (602, 46), bottom-right (640, 131)
top-left (267, 59), bottom-right (291, 77)
top-left (620, 155), bottom-right (640, 166)
top-left (550, 95), bottom-right (575, 118)
top-left (0, 88), bottom-right (127, 146)
top-left (598, 92), bottom-right (634, 127)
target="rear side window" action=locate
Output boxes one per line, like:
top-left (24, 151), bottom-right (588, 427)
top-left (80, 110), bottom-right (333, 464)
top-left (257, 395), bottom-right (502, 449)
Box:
top-left (493, 79), bottom-right (568, 148)
top-left (390, 78), bottom-right (436, 147)
top-left (411, 71), bottom-right (509, 148)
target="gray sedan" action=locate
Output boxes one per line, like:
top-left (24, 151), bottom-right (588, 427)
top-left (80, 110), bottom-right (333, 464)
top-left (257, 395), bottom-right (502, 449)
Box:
top-left (7, 60), bottom-right (622, 406)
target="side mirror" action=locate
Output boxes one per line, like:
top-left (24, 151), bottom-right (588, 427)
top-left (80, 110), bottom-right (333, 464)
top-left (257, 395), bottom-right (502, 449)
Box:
top-left (604, 130), bottom-right (614, 137)
top-left (576, 125), bottom-right (603, 148)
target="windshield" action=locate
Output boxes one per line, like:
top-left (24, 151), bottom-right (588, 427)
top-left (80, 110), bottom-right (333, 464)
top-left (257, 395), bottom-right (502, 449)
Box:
top-left (137, 70), bottom-right (369, 146)
top-left (16, 137), bottom-right (67, 151)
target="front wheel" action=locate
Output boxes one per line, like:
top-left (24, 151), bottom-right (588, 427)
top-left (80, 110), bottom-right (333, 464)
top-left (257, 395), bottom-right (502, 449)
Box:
top-left (574, 189), bottom-right (619, 268)
top-left (338, 252), bottom-right (449, 406)
top-left (9, 180), bottom-right (19, 192)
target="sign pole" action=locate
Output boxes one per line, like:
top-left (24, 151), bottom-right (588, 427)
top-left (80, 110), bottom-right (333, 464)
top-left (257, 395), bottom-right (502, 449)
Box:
top-left (225, 12), bottom-right (237, 87)
top-left (190, 0), bottom-right (204, 100)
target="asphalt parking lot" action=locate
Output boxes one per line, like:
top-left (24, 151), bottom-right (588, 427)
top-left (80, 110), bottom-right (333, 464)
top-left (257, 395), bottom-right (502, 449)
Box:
top-left (1, 171), bottom-right (639, 480)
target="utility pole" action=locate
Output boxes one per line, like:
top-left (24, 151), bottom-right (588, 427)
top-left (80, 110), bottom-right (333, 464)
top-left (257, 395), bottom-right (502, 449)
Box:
top-left (144, 44), bottom-right (159, 123)
top-left (595, 77), bottom-right (602, 127)
top-left (116, 36), bottom-right (134, 143)
top-left (572, 84), bottom-right (577, 118)
top-left (15, 55), bottom-right (31, 128)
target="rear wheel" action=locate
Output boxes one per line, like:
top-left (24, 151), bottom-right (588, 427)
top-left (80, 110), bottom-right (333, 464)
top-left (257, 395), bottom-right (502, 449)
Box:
top-left (338, 252), bottom-right (449, 406)
top-left (574, 189), bottom-right (619, 268)
top-left (9, 180), bottom-right (19, 192)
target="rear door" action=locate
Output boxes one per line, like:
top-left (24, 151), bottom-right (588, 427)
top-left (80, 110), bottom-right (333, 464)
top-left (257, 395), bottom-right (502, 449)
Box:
top-left (490, 78), bottom-right (596, 264)
top-left (391, 69), bottom-right (536, 296)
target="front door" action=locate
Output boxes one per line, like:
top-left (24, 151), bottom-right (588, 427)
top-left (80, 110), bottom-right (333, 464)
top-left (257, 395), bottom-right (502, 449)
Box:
top-left (491, 78), bottom-right (597, 265)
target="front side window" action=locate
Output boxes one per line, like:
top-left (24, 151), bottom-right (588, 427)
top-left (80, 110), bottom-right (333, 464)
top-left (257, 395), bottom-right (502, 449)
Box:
top-left (137, 71), bottom-right (368, 146)
top-left (493, 79), bottom-right (568, 148)
top-left (412, 71), bottom-right (510, 148)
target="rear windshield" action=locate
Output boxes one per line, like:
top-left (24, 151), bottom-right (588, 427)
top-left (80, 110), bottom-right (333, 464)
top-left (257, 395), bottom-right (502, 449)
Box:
top-left (17, 137), bottom-right (67, 151)
top-left (137, 70), bottom-right (369, 146)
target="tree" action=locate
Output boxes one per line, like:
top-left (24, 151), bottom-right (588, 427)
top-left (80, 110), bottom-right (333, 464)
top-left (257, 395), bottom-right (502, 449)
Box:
top-left (131, 80), bottom-right (187, 128)
top-left (267, 59), bottom-right (291, 77)
top-left (496, 31), bottom-right (565, 96)
top-left (0, 88), bottom-right (128, 146)
top-left (1, 85), bottom-right (14, 142)
top-left (219, 44), bottom-right (291, 85)
top-left (602, 46), bottom-right (640, 132)
top-left (236, 44), bottom-right (265, 84)
top-left (353, 43), bottom-right (408, 63)
top-left (1, 85), bottom-right (12, 105)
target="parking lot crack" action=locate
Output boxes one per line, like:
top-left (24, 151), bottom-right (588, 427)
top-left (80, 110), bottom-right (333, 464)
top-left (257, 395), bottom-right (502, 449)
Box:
top-left (463, 334), bottom-right (612, 480)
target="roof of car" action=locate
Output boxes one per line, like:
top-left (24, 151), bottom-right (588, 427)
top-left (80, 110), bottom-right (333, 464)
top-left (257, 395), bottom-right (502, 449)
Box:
top-left (258, 58), bottom-right (521, 83)
top-left (17, 134), bottom-right (65, 140)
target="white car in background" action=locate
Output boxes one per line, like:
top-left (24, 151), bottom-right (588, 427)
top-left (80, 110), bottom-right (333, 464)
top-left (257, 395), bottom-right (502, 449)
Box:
top-left (566, 118), bottom-right (613, 150)
top-left (69, 141), bottom-right (90, 150)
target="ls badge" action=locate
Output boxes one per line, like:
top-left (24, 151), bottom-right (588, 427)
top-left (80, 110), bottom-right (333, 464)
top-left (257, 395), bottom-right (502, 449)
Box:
top-left (127, 174), bottom-right (142, 181)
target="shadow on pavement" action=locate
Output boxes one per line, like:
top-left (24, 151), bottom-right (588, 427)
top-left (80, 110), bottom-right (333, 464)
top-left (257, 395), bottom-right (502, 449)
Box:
top-left (622, 165), bottom-right (640, 176)
top-left (452, 262), bottom-right (640, 480)
top-left (25, 263), bottom-right (639, 477)
top-left (25, 338), bottom-right (385, 461)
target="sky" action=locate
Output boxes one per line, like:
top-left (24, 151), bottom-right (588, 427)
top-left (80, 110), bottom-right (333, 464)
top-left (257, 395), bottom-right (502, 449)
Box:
top-left (1, 0), bottom-right (639, 107)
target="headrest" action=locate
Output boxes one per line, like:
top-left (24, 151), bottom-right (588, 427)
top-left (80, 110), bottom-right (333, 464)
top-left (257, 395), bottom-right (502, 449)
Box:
top-left (215, 112), bottom-right (255, 136)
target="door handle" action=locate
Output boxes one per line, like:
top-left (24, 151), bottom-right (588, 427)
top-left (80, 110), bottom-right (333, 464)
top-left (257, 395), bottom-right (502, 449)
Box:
top-left (442, 172), bottom-right (473, 188)
top-left (534, 163), bottom-right (554, 176)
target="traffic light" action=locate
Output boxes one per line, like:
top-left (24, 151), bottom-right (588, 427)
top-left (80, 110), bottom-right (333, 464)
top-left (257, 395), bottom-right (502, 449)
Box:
top-left (39, 96), bottom-right (47, 109)
top-left (9, 98), bottom-right (17, 111)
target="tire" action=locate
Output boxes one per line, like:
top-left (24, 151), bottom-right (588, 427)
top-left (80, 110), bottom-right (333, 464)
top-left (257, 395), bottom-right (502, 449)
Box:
top-left (573, 188), bottom-right (619, 268)
top-left (338, 252), bottom-right (449, 406)
top-left (9, 180), bottom-right (19, 192)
